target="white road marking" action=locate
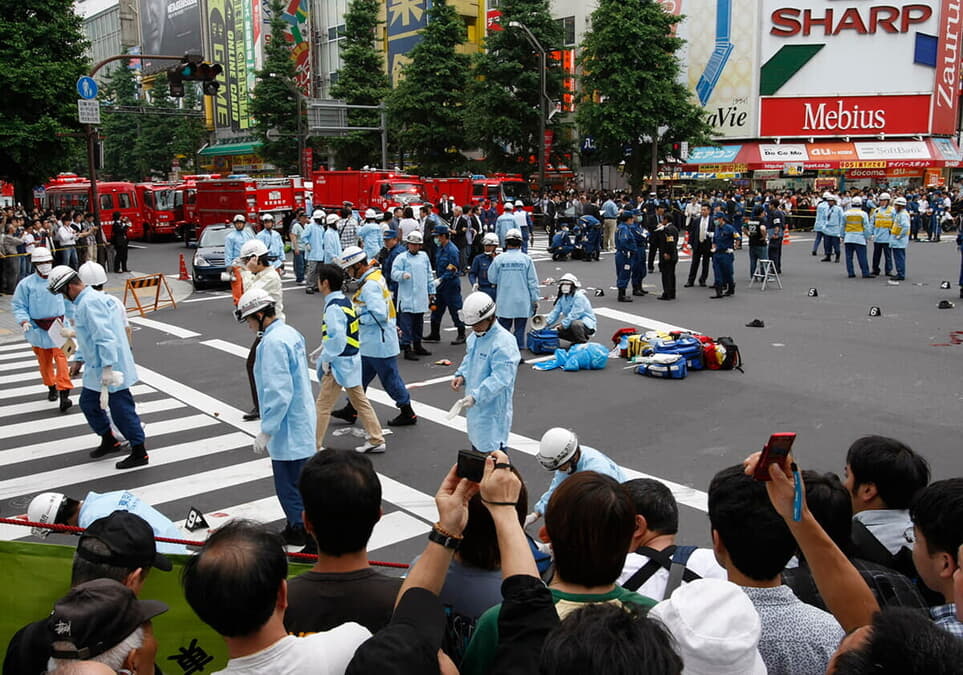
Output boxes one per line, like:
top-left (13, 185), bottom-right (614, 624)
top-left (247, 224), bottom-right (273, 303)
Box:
top-left (0, 349), bottom-right (35, 362)
top-left (0, 384), bottom-right (155, 419)
top-left (128, 317), bottom-right (201, 338)
top-left (0, 398), bottom-right (186, 441)
top-left (594, 307), bottom-right (693, 334)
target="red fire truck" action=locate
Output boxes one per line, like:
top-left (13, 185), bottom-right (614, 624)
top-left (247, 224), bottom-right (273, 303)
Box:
top-left (43, 174), bottom-right (144, 239)
top-left (185, 175), bottom-right (302, 242)
top-left (135, 183), bottom-right (181, 241)
top-left (470, 173), bottom-right (533, 210)
top-left (422, 177), bottom-right (473, 208)
top-left (312, 169), bottom-right (425, 214)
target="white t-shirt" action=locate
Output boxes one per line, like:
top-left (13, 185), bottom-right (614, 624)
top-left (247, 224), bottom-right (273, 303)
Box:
top-left (214, 624), bottom-right (371, 675)
top-left (617, 547), bottom-right (727, 602)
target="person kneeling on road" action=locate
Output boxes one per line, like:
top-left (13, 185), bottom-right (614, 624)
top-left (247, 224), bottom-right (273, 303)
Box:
top-left (330, 246), bottom-right (417, 428)
top-left (47, 266), bottom-right (147, 470)
top-left (525, 427), bottom-right (626, 526)
top-left (313, 264), bottom-right (386, 455)
top-left (450, 292), bottom-right (520, 454)
top-left (542, 273), bottom-right (596, 344)
top-left (236, 288), bottom-right (317, 548)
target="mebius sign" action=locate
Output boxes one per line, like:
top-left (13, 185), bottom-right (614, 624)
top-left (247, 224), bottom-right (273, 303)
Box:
top-left (760, 1), bottom-right (962, 137)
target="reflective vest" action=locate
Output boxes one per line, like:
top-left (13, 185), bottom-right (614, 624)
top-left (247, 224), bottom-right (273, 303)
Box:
top-left (353, 269), bottom-right (396, 320)
top-left (845, 210), bottom-right (866, 233)
top-left (873, 207), bottom-right (894, 230)
top-left (322, 296), bottom-right (360, 356)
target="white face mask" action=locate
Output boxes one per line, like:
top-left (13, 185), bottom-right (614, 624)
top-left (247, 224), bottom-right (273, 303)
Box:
top-left (36, 263), bottom-right (52, 275)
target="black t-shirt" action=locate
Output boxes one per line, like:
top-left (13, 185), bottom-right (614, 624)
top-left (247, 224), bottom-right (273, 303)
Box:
top-left (747, 219), bottom-right (766, 247)
top-left (3, 619), bottom-right (48, 675)
top-left (283, 568), bottom-right (402, 635)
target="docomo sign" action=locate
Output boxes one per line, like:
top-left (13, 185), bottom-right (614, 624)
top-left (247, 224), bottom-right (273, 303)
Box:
top-left (760, 95), bottom-right (931, 136)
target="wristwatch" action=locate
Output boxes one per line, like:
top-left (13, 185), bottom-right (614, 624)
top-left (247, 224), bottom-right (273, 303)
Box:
top-left (428, 526), bottom-right (461, 551)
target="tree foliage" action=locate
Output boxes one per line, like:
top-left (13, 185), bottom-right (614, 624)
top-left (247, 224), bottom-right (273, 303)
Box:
top-left (251, 0), bottom-right (301, 174)
top-left (464, 0), bottom-right (566, 176)
top-left (171, 83), bottom-right (210, 174)
top-left (101, 59), bottom-right (146, 181)
top-left (329, 0), bottom-right (390, 169)
top-left (576, 0), bottom-right (712, 193)
top-left (0, 0), bottom-right (89, 204)
top-left (386, 0), bottom-right (469, 175)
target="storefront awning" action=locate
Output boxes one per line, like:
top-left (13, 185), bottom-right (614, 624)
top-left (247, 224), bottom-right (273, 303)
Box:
top-left (681, 139), bottom-right (962, 173)
top-left (197, 141), bottom-right (262, 157)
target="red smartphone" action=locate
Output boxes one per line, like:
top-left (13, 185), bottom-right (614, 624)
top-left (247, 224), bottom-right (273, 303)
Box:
top-left (753, 433), bottom-right (797, 481)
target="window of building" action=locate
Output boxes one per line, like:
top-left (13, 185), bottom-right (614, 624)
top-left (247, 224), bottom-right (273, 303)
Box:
top-left (327, 24), bottom-right (346, 41)
top-left (556, 16), bottom-right (575, 47)
top-left (330, 72), bottom-right (339, 86)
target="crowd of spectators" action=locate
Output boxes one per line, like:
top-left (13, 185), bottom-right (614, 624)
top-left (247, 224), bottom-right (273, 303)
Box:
top-left (4, 435), bottom-right (962, 675)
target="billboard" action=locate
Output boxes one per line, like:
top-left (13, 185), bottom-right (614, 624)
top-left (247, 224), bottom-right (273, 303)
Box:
top-left (262, 0), bottom-right (312, 96)
top-left (209, 0), bottom-right (252, 131)
top-left (138, 0), bottom-right (203, 71)
top-left (759, 94), bottom-right (932, 137)
top-left (674, 0), bottom-right (761, 139)
top-left (386, 0), bottom-right (429, 85)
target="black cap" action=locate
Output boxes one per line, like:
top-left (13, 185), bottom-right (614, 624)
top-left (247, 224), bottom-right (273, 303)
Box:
top-left (346, 588), bottom-right (445, 674)
top-left (47, 579), bottom-right (167, 660)
top-left (77, 511), bottom-right (172, 572)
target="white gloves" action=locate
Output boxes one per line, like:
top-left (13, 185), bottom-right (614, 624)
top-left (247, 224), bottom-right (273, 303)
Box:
top-left (524, 512), bottom-right (540, 527)
top-left (403, 272), bottom-right (412, 280)
top-left (253, 431), bottom-right (270, 455)
top-left (220, 271), bottom-right (232, 282)
top-left (472, 283), bottom-right (479, 292)
top-left (99, 367), bottom-right (124, 410)
top-left (445, 395), bottom-right (475, 420)
top-left (60, 326), bottom-right (76, 338)
top-left (321, 360), bottom-right (331, 375)
top-left (21, 322), bottom-right (30, 334)
top-left (308, 345), bottom-right (323, 366)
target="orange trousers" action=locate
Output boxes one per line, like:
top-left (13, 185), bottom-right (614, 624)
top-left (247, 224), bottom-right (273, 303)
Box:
top-left (231, 266), bottom-right (244, 305)
top-left (32, 347), bottom-right (72, 390)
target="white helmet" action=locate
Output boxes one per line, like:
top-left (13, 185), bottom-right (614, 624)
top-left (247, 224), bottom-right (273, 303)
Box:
top-left (503, 202), bottom-right (515, 211)
top-left (27, 492), bottom-right (66, 538)
top-left (312, 209), bottom-right (326, 221)
top-left (482, 232), bottom-right (499, 246)
top-left (338, 245), bottom-right (367, 269)
top-left (325, 213), bottom-right (340, 225)
top-left (505, 228), bottom-right (523, 243)
top-left (405, 231), bottom-right (424, 245)
top-left (233, 214), bottom-right (246, 223)
top-left (260, 213), bottom-right (275, 222)
top-left (78, 261), bottom-right (108, 287)
top-left (239, 239), bottom-right (269, 259)
top-left (31, 247), bottom-right (53, 264)
top-left (364, 208), bottom-right (378, 219)
top-left (878, 192), bottom-right (891, 201)
top-left (234, 288), bottom-right (275, 322)
top-left (822, 191), bottom-right (832, 200)
top-left (851, 196), bottom-right (863, 206)
top-left (558, 272), bottom-right (580, 289)
top-left (514, 200), bottom-right (524, 207)
top-left (826, 194), bottom-right (838, 202)
top-left (47, 265), bottom-right (78, 294)
top-left (894, 196), bottom-right (907, 206)
top-left (537, 428), bottom-right (579, 470)
top-left (461, 291), bottom-right (497, 326)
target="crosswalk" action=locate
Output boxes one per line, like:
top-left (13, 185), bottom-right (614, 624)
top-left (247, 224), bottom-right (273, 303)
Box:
top-left (0, 340), bottom-right (434, 560)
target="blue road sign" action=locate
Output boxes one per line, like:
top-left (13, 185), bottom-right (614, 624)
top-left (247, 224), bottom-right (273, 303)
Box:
top-left (76, 76), bottom-right (98, 100)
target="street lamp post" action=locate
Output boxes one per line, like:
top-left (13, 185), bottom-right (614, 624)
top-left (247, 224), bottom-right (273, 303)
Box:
top-left (508, 21), bottom-right (548, 193)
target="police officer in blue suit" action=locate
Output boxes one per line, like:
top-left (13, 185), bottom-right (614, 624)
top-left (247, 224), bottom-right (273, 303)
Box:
top-left (710, 213), bottom-right (738, 299)
top-left (424, 224), bottom-right (466, 346)
top-left (615, 211), bottom-right (638, 302)
top-left (469, 232), bottom-right (499, 300)
top-left (256, 213), bottom-right (285, 272)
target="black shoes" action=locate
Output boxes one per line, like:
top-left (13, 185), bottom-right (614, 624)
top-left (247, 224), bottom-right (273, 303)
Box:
top-left (47, 386), bottom-right (57, 402)
top-left (331, 403), bottom-right (357, 425)
top-left (746, 319), bottom-right (765, 328)
top-left (422, 334), bottom-right (442, 344)
top-left (413, 344), bottom-right (431, 356)
top-left (90, 433), bottom-right (127, 459)
top-left (280, 524), bottom-right (306, 547)
top-left (632, 287), bottom-right (647, 296)
top-left (451, 332), bottom-right (466, 346)
top-left (617, 289), bottom-right (633, 302)
top-left (683, 282), bottom-right (694, 288)
top-left (388, 404), bottom-right (417, 426)
top-left (403, 346), bottom-right (419, 361)
top-left (59, 390), bottom-right (72, 413)
top-left (820, 256), bottom-right (831, 262)
top-left (116, 445), bottom-right (149, 470)
top-left (242, 408), bottom-right (260, 421)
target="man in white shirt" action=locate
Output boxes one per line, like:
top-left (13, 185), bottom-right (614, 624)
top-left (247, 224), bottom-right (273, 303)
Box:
top-left (183, 520), bottom-right (370, 675)
top-left (57, 220), bottom-right (80, 269)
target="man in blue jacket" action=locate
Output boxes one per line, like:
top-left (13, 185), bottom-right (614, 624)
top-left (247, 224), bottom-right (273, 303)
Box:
top-left (543, 273), bottom-right (596, 344)
top-left (236, 288), bottom-right (317, 548)
top-left (301, 209), bottom-right (327, 294)
top-left (256, 213), bottom-right (285, 273)
top-left (469, 232), bottom-right (499, 300)
top-left (710, 214), bottom-right (738, 299)
top-left (615, 212), bottom-right (638, 303)
top-left (224, 214), bottom-right (253, 304)
top-left (451, 292), bottom-right (520, 453)
top-left (47, 266), bottom-right (147, 470)
top-left (424, 224), bottom-right (466, 346)
top-left (487, 228), bottom-right (539, 350)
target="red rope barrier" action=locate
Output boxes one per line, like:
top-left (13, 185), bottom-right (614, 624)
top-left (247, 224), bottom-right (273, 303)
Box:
top-left (0, 516), bottom-right (409, 569)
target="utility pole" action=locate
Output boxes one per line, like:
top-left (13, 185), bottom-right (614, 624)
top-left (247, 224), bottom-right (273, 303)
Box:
top-left (508, 21), bottom-right (548, 193)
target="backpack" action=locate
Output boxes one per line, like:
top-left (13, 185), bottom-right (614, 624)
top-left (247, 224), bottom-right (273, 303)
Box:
top-left (622, 545), bottom-right (701, 599)
top-left (715, 336), bottom-right (744, 372)
top-left (527, 329), bottom-right (560, 355)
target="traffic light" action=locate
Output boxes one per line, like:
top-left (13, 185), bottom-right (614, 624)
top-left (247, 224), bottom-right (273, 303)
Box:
top-left (197, 62), bottom-right (223, 96)
top-left (167, 66), bottom-right (185, 97)
top-left (166, 56), bottom-right (222, 97)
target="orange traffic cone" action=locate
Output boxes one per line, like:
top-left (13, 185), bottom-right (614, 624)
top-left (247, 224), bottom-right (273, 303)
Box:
top-left (178, 253), bottom-right (190, 281)
top-left (782, 226), bottom-right (791, 245)
top-left (681, 231), bottom-right (692, 255)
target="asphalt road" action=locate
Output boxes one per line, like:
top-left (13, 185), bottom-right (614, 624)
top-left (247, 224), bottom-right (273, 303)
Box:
top-left (2, 233), bottom-right (962, 564)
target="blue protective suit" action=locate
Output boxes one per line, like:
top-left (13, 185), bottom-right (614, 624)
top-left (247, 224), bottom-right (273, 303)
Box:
top-left (322, 227), bottom-right (343, 264)
top-left (814, 201), bottom-right (829, 234)
top-left (469, 253), bottom-right (496, 299)
top-left (256, 228), bottom-right (285, 269)
top-left (354, 268), bottom-right (400, 358)
top-left (318, 290), bottom-right (363, 388)
top-left (533, 446), bottom-right (626, 515)
top-left (358, 222), bottom-right (384, 261)
top-left (843, 208), bottom-right (872, 245)
top-left (224, 228), bottom-right (253, 265)
top-left (70, 287), bottom-right (138, 392)
top-left (825, 205), bottom-right (845, 238)
top-left (454, 322), bottom-right (520, 453)
top-left (544, 290), bottom-right (596, 332)
top-left (301, 222), bottom-right (326, 262)
top-left (254, 319), bottom-right (316, 461)
top-left (12, 273), bottom-right (67, 349)
top-left (488, 249), bottom-right (538, 319)
top-left (391, 250), bottom-right (434, 313)
top-left (79, 490), bottom-right (188, 555)
top-left (871, 205), bottom-right (895, 244)
top-left (495, 213), bottom-right (517, 247)
top-left (889, 210), bottom-right (910, 249)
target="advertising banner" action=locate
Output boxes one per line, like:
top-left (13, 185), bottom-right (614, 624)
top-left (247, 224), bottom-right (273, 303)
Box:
top-left (931, 0), bottom-right (963, 134)
top-left (759, 94), bottom-right (931, 137)
top-left (138, 0), bottom-right (203, 72)
top-left (263, 0), bottom-right (312, 96)
top-left (209, 0), bottom-right (252, 131)
top-left (686, 145), bottom-right (743, 163)
top-left (675, 0), bottom-right (761, 139)
top-left (387, 0), bottom-right (429, 85)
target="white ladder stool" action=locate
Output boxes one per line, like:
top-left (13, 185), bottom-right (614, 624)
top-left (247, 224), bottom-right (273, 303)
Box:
top-left (749, 259), bottom-right (782, 291)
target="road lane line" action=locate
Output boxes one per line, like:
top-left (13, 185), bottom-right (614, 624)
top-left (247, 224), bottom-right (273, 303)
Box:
top-left (0, 384), bottom-right (154, 419)
top-left (594, 307), bottom-right (693, 334)
top-left (0, 398), bottom-right (186, 441)
top-left (128, 317), bottom-right (202, 338)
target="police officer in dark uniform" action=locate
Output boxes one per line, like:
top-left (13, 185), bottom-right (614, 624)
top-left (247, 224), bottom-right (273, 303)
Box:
top-left (615, 212), bottom-right (638, 303)
top-left (656, 214), bottom-right (679, 300)
top-left (711, 214), bottom-right (739, 298)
